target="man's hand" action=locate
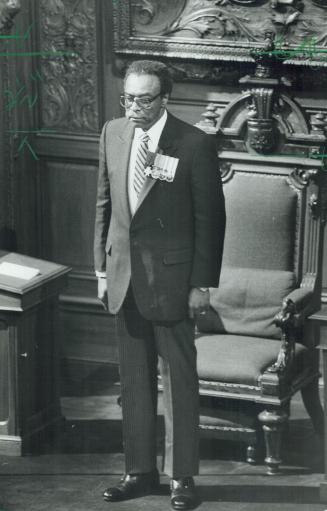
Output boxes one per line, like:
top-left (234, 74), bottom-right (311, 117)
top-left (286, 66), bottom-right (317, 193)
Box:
top-left (188, 287), bottom-right (210, 319)
top-left (98, 277), bottom-right (108, 311)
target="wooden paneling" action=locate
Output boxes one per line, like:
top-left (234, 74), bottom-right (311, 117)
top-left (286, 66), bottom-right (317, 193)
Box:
top-left (60, 306), bottom-right (118, 365)
top-left (0, 7), bottom-right (19, 251)
top-left (0, 61), bottom-right (9, 248)
top-left (323, 245), bottom-right (327, 301)
top-left (0, 320), bottom-right (9, 423)
top-left (170, 82), bottom-right (238, 126)
top-left (37, 161), bottom-right (98, 271)
top-left (0, 0), bottom-right (40, 256)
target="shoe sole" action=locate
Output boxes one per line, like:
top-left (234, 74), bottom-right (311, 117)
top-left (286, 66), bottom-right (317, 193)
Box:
top-left (103, 482), bottom-right (160, 502)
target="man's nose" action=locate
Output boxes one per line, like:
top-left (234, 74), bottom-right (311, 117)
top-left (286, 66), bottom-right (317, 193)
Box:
top-left (129, 99), bottom-right (141, 111)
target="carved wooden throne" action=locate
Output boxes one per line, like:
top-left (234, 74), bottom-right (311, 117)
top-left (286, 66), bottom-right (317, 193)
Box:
top-left (195, 47), bottom-right (327, 474)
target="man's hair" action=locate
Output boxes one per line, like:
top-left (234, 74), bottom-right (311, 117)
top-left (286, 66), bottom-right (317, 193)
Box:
top-left (124, 60), bottom-right (173, 96)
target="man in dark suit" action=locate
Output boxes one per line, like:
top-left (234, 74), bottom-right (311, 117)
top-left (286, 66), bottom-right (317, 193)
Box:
top-left (94, 60), bottom-right (225, 510)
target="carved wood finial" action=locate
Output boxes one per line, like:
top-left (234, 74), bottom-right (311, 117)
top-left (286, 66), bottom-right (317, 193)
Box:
top-left (250, 31), bottom-right (279, 79)
top-left (289, 167), bottom-right (319, 188)
top-left (196, 103), bottom-right (220, 134)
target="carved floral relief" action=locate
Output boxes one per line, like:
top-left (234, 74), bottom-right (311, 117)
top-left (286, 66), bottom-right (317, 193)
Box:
top-left (114, 0), bottom-right (327, 66)
top-left (0, 0), bottom-right (20, 33)
top-left (39, 0), bottom-right (99, 133)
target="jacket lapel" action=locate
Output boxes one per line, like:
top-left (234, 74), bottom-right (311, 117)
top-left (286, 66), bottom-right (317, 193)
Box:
top-left (134, 113), bottom-right (179, 214)
top-left (113, 120), bottom-right (135, 220)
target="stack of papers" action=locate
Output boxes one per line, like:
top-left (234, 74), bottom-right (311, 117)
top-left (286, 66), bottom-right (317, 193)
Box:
top-left (0, 262), bottom-right (40, 280)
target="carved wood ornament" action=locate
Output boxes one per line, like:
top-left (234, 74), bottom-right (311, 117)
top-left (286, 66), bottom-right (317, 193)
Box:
top-left (0, 0), bottom-right (20, 33)
top-left (39, 0), bottom-right (99, 133)
top-left (197, 36), bottom-right (327, 166)
top-left (114, 0), bottom-right (327, 67)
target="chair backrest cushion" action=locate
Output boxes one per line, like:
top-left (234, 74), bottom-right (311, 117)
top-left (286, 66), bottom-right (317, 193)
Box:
top-left (221, 173), bottom-right (298, 271)
top-left (197, 267), bottom-right (296, 339)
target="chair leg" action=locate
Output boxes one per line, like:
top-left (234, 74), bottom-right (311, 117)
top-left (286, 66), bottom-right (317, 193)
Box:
top-left (301, 377), bottom-right (324, 437)
top-left (246, 443), bottom-right (257, 465)
top-left (247, 428), bottom-right (266, 465)
top-left (258, 409), bottom-right (288, 475)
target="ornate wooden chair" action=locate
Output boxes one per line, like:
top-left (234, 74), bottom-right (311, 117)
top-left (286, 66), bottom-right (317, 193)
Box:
top-left (195, 49), bottom-right (327, 474)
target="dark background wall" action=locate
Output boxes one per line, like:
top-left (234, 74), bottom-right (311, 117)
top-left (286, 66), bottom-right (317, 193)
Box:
top-left (1, 0), bottom-right (326, 376)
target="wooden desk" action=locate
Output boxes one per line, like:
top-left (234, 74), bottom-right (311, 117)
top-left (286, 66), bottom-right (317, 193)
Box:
top-left (0, 251), bottom-right (70, 455)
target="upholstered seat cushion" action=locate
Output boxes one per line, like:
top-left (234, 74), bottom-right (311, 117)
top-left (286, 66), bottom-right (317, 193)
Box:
top-left (196, 267), bottom-right (296, 339)
top-left (195, 333), bottom-right (307, 386)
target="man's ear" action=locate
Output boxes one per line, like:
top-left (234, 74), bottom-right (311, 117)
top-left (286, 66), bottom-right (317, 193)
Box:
top-left (161, 93), bottom-right (169, 107)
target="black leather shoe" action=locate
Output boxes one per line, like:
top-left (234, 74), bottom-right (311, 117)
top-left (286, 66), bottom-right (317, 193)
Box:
top-left (103, 470), bottom-right (159, 502)
top-left (170, 477), bottom-right (196, 510)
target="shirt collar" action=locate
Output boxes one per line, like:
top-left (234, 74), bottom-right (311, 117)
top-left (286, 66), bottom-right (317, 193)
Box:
top-left (135, 109), bottom-right (167, 142)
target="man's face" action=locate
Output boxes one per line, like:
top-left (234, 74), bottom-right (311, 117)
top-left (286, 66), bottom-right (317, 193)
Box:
top-left (123, 73), bottom-right (168, 130)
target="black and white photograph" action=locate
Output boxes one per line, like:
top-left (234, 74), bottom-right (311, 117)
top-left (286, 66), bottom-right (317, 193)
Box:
top-left (0, 1), bottom-right (327, 510)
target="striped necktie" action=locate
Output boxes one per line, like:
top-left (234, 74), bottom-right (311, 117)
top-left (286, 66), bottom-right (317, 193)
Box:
top-left (134, 131), bottom-right (149, 197)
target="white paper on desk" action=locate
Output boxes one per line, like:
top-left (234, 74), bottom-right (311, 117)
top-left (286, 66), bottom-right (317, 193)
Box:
top-left (0, 262), bottom-right (40, 280)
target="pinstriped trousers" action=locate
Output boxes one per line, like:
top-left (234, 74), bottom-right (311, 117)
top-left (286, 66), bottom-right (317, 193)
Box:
top-left (116, 287), bottom-right (199, 478)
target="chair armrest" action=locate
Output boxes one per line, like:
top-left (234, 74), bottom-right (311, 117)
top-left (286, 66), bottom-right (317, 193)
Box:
top-left (274, 288), bottom-right (315, 330)
top-left (268, 288), bottom-right (315, 375)
top-left (284, 288), bottom-right (313, 308)
top-left (284, 288), bottom-right (315, 317)
top-left (196, 308), bottom-right (220, 333)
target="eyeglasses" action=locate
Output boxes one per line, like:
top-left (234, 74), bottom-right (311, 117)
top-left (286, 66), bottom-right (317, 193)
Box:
top-left (119, 92), bottom-right (162, 109)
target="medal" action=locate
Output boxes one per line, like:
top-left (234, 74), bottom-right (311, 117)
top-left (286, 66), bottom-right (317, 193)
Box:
top-left (145, 153), bottom-right (179, 182)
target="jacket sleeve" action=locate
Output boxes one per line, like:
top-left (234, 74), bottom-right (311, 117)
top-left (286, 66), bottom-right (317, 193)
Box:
top-left (94, 121), bottom-right (111, 273)
top-left (189, 133), bottom-right (226, 288)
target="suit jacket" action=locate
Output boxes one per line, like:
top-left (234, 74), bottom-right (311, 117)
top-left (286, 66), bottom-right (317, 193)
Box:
top-left (94, 112), bottom-right (226, 321)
